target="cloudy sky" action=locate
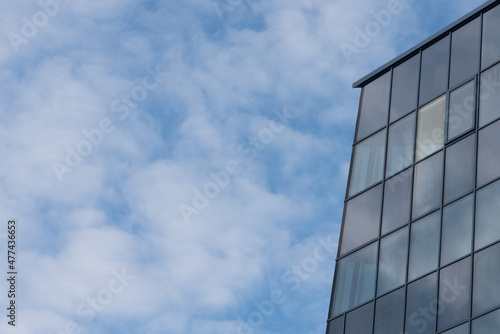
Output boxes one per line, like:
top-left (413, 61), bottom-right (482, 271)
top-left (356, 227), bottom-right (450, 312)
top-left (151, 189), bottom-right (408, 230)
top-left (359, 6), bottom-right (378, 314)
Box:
top-left (0, 0), bottom-right (490, 333)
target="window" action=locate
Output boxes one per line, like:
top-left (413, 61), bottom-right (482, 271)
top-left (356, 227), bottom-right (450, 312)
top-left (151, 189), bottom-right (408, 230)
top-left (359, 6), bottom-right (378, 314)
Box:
top-left (450, 17), bottom-right (480, 88)
top-left (382, 168), bottom-right (412, 235)
top-left (408, 212), bottom-right (440, 282)
top-left (386, 112), bottom-right (415, 177)
top-left (479, 62), bottom-right (500, 127)
top-left (473, 242), bottom-right (500, 316)
top-left (340, 184), bottom-right (382, 256)
top-left (405, 273), bottom-right (437, 334)
top-left (447, 80), bottom-right (476, 141)
top-left (416, 95), bottom-right (446, 161)
top-left (348, 130), bottom-right (386, 196)
top-left (412, 152), bottom-right (443, 219)
top-left (356, 72), bottom-right (390, 141)
top-left (328, 316), bottom-right (344, 334)
top-left (377, 227), bottom-right (408, 296)
top-left (438, 257), bottom-right (471, 332)
top-left (472, 308), bottom-right (500, 334)
top-left (390, 54), bottom-right (420, 122)
top-left (444, 135), bottom-right (475, 204)
top-left (477, 118), bottom-right (500, 187)
top-left (374, 288), bottom-right (405, 334)
top-left (442, 323), bottom-right (469, 334)
top-left (420, 36), bottom-right (450, 105)
top-left (441, 195), bottom-right (473, 266)
top-left (332, 243), bottom-right (377, 316)
top-left (482, 4), bottom-right (500, 70)
top-left (475, 179), bottom-right (500, 250)
top-left (345, 302), bottom-right (374, 334)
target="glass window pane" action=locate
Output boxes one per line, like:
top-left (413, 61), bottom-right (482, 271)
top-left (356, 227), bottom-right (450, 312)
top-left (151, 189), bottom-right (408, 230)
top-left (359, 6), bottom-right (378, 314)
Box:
top-left (438, 257), bottom-right (471, 332)
top-left (479, 62), bottom-right (500, 127)
top-left (408, 212), bottom-right (440, 281)
top-left (377, 227), bottom-right (408, 295)
top-left (475, 179), bottom-right (500, 250)
top-left (450, 17), bottom-right (480, 87)
top-left (448, 81), bottom-right (476, 141)
top-left (382, 168), bottom-right (412, 235)
top-left (328, 316), bottom-right (344, 334)
top-left (477, 119), bottom-right (500, 187)
top-left (374, 287), bottom-right (405, 334)
top-left (416, 95), bottom-right (446, 161)
top-left (482, 4), bottom-right (500, 70)
top-left (442, 323), bottom-right (469, 334)
top-left (356, 72), bottom-right (390, 141)
top-left (348, 130), bottom-right (386, 196)
top-left (345, 302), bottom-right (374, 334)
top-left (405, 273), bottom-right (437, 334)
top-left (472, 308), bottom-right (500, 334)
top-left (332, 243), bottom-right (378, 316)
top-left (441, 195), bottom-right (473, 266)
top-left (444, 135), bottom-right (475, 203)
top-left (420, 36), bottom-right (450, 105)
top-left (412, 152), bottom-right (443, 219)
top-left (473, 243), bottom-right (500, 316)
top-left (340, 184), bottom-right (382, 255)
top-left (390, 54), bottom-right (420, 122)
top-left (386, 113), bottom-right (415, 177)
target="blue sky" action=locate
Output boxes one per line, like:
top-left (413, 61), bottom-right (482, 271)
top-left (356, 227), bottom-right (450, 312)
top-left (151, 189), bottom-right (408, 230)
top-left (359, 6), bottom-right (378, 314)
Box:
top-left (0, 0), bottom-right (490, 333)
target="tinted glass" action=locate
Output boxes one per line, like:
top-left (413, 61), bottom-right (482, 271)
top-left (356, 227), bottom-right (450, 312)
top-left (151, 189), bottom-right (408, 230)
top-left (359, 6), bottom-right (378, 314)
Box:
top-left (475, 179), bottom-right (500, 250)
top-left (477, 120), bottom-right (500, 187)
top-left (473, 242), bottom-right (500, 316)
top-left (450, 17), bottom-right (480, 87)
top-left (374, 288), bottom-right (405, 334)
top-left (420, 36), bottom-right (450, 105)
top-left (442, 323), bottom-right (469, 334)
top-left (412, 152), bottom-right (443, 219)
top-left (482, 4), bottom-right (500, 70)
top-left (340, 184), bottom-right (382, 255)
top-left (448, 80), bottom-right (476, 141)
top-left (416, 95), bottom-right (446, 161)
top-left (405, 273), bottom-right (437, 334)
top-left (441, 195), bottom-right (473, 266)
top-left (444, 135), bottom-right (475, 203)
top-left (328, 316), bottom-right (344, 334)
top-left (390, 54), bottom-right (420, 122)
top-left (386, 113), bottom-right (415, 177)
top-left (356, 72), bottom-right (390, 141)
top-left (438, 257), bottom-right (471, 331)
top-left (382, 168), bottom-right (412, 235)
top-left (377, 227), bottom-right (408, 295)
top-left (345, 302), bottom-right (374, 334)
top-left (348, 130), bottom-right (386, 196)
top-left (408, 212), bottom-right (440, 281)
top-left (332, 243), bottom-right (377, 316)
top-left (479, 62), bottom-right (500, 127)
top-left (472, 308), bottom-right (500, 334)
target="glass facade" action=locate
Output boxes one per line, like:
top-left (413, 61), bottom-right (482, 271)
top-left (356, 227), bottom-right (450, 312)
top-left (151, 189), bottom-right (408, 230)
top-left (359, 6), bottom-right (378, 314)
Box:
top-left (327, 2), bottom-right (500, 333)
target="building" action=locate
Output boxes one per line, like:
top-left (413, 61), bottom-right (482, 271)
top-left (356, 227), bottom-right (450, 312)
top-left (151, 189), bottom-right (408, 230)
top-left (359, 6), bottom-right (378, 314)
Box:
top-left (326, 1), bottom-right (500, 333)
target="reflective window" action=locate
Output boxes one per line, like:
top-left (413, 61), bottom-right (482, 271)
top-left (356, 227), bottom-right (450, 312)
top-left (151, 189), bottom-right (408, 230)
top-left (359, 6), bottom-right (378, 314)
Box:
top-left (472, 308), bottom-right (500, 334)
top-left (441, 195), bottom-right (473, 266)
top-left (475, 179), bottom-right (500, 250)
top-left (420, 36), bottom-right (450, 105)
top-left (477, 119), bottom-right (500, 188)
top-left (473, 243), bottom-right (500, 316)
top-left (482, 4), bottom-right (500, 70)
top-left (348, 130), bottom-right (386, 196)
top-left (340, 184), bottom-right (382, 255)
top-left (442, 323), bottom-right (469, 334)
top-left (332, 243), bottom-right (377, 316)
top-left (345, 302), bottom-right (374, 334)
top-left (382, 168), bottom-right (412, 235)
top-left (328, 316), bottom-right (344, 334)
top-left (444, 135), bottom-right (475, 203)
top-left (405, 273), bottom-right (437, 334)
top-left (479, 62), bottom-right (500, 127)
top-left (386, 113), bottom-right (415, 177)
top-left (356, 72), bottom-right (390, 141)
top-left (450, 17), bottom-right (480, 87)
top-left (374, 288), bottom-right (405, 334)
top-left (377, 227), bottom-right (408, 296)
top-left (412, 152), bottom-right (443, 219)
top-left (447, 81), bottom-right (476, 141)
top-left (390, 54), bottom-right (420, 122)
top-left (408, 212), bottom-right (440, 281)
top-left (416, 95), bottom-right (446, 161)
top-left (438, 258), bottom-right (471, 332)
